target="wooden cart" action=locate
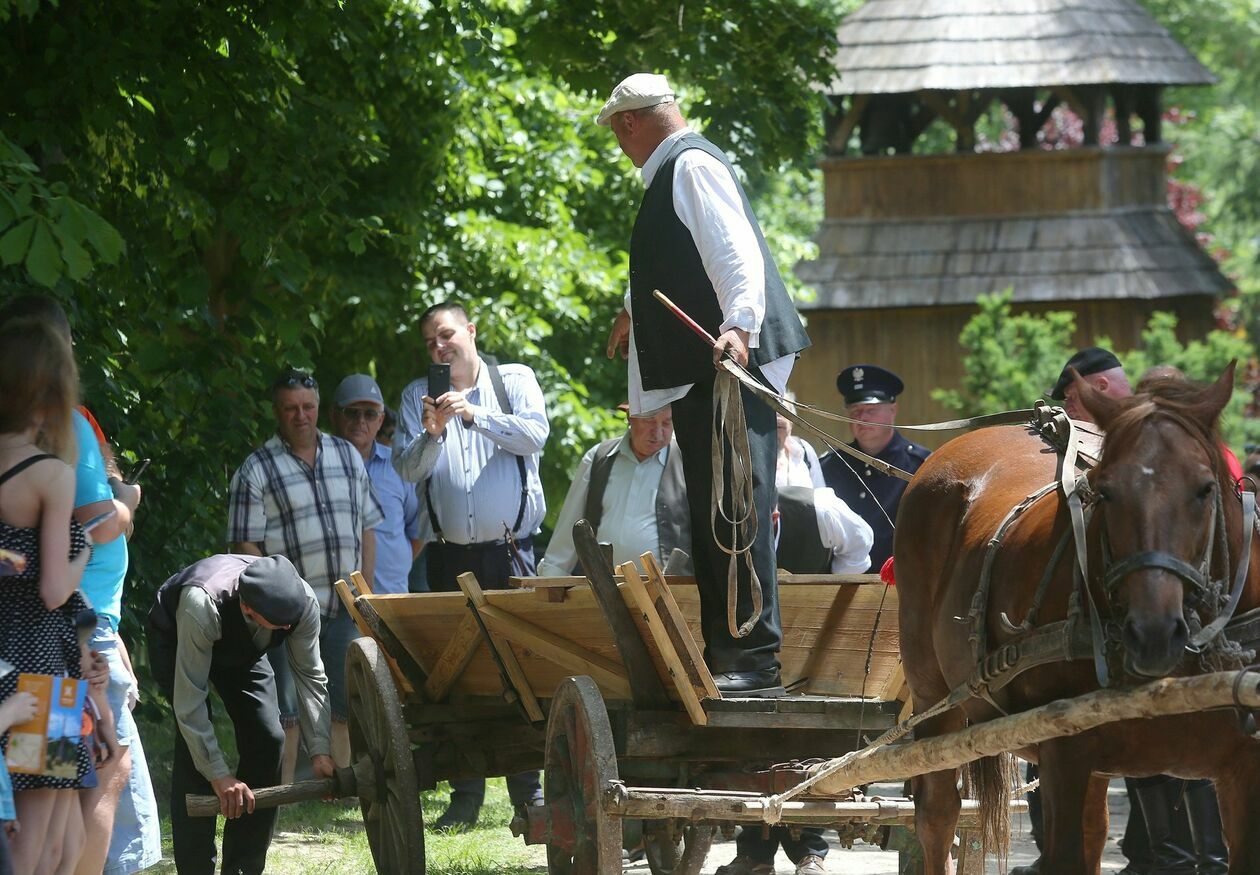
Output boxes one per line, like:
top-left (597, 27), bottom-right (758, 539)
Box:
top-left (330, 522), bottom-right (925, 874)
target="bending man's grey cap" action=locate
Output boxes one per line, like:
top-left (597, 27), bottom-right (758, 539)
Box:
top-left (238, 555), bottom-right (307, 627)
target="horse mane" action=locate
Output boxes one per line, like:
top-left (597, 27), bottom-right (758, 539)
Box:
top-left (1098, 377), bottom-right (1228, 486)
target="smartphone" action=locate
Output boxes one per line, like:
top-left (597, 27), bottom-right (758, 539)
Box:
top-left (124, 458), bottom-right (151, 485)
top-left (428, 363), bottom-right (451, 399)
top-left (83, 508), bottom-right (118, 533)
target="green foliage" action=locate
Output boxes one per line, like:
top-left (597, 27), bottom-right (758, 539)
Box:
top-left (1138, 0), bottom-right (1260, 322)
top-left (931, 291), bottom-right (1077, 415)
top-left (0, 0), bottom-right (841, 644)
top-left (935, 292), bottom-right (1259, 452)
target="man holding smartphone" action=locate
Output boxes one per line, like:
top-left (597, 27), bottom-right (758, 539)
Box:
top-left (393, 301), bottom-right (549, 830)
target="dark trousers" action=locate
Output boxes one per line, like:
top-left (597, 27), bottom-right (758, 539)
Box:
top-left (427, 537), bottom-right (543, 808)
top-left (671, 372), bottom-right (781, 672)
top-left (162, 657), bottom-right (285, 875)
top-left (0, 828), bottom-right (12, 875)
top-left (736, 826), bottom-right (827, 864)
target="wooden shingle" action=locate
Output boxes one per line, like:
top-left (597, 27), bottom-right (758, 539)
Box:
top-left (825, 0), bottom-right (1215, 95)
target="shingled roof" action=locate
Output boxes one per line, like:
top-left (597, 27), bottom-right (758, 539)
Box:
top-left (824, 0), bottom-right (1215, 95)
top-left (796, 208), bottom-right (1232, 309)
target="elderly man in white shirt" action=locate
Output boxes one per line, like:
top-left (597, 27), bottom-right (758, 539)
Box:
top-left (538, 405), bottom-right (690, 578)
top-left (601, 73), bottom-right (811, 698)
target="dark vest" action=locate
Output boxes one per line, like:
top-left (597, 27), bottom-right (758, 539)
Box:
top-left (149, 554), bottom-right (291, 669)
top-left (628, 133), bottom-right (810, 390)
top-left (775, 486), bottom-right (831, 574)
top-left (581, 436), bottom-right (689, 572)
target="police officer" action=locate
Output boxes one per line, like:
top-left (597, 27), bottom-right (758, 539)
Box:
top-left (819, 365), bottom-right (928, 569)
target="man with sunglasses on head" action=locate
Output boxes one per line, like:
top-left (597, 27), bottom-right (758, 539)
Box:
top-left (331, 374), bottom-right (421, 595)
top-left (228, 367), bottom-right (384, 782)
top-left (393, 301), bottom-right (549, 831)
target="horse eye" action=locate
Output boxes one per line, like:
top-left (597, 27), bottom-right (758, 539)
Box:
top-left (1197, 481), bottom-right (1216, 500)
top-left (1097, 485), bottom-right (1113, 502)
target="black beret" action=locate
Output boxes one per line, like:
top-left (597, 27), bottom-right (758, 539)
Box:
top-left (836, 364), bottom-right (904, 406)
top-left (238, 555), bottom-right (307, 628)
top-left (1048, 347), bottom-right (1122, 400)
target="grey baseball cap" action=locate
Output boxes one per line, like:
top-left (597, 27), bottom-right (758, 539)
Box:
top-left (334, 373), bottom-right (384, 408)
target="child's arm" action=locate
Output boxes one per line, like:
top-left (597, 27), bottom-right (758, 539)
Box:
top-left (37, 462), bottom-right (88, 610)
top-left (0, 691), bottom-right (37, 735)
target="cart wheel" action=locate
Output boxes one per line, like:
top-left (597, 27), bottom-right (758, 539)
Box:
top-left (347, 637), bottom-right (425, 874)
top-left (545, 675), bottom-right (621, 874)
top-left (644, 824), bottom-right (714, 875)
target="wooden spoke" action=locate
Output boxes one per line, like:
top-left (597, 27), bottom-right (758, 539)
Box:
top-left (347, 637), bottom-right (425, 874)
top-left (544, 676), bottom-right (621, 875)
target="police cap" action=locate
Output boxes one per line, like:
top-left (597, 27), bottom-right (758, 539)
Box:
top-left (836, 364), bottom-right (904, 407)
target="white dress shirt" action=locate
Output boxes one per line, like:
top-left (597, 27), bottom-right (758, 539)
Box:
top-left (393, 360), bottom-right (548, 543)
top-left (775, 486), bottom-right (875, 574)
top-left (538, 436), bottom-right (674, 577)
top-left (626, 127), bottom-right (795, 416)
top-left (777, 436), bottom-right (826, 490)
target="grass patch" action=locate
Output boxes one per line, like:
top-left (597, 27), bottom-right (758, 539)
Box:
top-left (137, 707), bottom-right (546, 873)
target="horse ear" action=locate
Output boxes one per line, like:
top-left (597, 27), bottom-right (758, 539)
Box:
top-left (1074, 367), bottom-right (1124, 429)
top-left (1185, 360), bottom-right (1236, 428)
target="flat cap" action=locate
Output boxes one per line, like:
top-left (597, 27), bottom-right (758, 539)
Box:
top-left (238, 555), bottom-right (308, 628)
top-left (837, 364), bottom-right (904, 406)
top-left (1048, 347), bottom-right (1123, 400)
top-left (334, 373), bottom-right (384, 408)
top-left (596, 73), bottom-right (675, 125)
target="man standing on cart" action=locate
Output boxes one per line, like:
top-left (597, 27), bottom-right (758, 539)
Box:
top-left (600, 73), bottom-right (810, 697)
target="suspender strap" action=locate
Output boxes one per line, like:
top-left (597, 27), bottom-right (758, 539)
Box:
top-left (483, 358), bottom-right (529, 536)
top-left (0, 454), bottom-right (57, 489)
top-left (423, 356), bottom-right (530, 540)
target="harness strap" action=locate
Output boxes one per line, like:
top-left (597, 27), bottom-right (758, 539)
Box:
top-left (711, 369), bottom-right (762, 639)
top-left (1102, 551), bottom-right (1208, 594)
top-left (1194, 490), bottom-right (1257, 647)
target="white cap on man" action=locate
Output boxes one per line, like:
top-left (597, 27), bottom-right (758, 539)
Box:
top-left (334, 374), bottom-right (384, 408)
top-left (596, 73), bottom-right (675, 126)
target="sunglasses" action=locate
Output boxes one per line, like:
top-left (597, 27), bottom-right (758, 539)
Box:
top-left (273, 368), bottom-right (318, 391)
top-left (339, 406), bottom-right (382, 422)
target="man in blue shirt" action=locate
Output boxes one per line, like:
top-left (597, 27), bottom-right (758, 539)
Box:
top-left (331, 375), bottom-right (421, 594)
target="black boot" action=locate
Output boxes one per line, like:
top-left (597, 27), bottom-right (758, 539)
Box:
top-left (1182, 780), bottom-right (1228, 875)
top-left (1132, 777), bottom-right (1198, 875)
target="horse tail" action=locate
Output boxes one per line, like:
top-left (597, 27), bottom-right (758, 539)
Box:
top-left (965, 752), bottom-right (1016, 865)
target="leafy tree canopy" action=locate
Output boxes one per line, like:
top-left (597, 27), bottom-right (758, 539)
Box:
top-left (0, 0), bottom-right (840, 638)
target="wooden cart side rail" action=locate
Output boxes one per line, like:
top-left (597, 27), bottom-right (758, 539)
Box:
top-left (642, 552), bottom-right (720, 701)
top-left (352, 597), bottom-right (429, 696)
top-left (510, 571), bottom-right (885, 589)
top-left (457, 571), bottom-right (544, 723)
top-left (334, 575), bottom-right (416, 698)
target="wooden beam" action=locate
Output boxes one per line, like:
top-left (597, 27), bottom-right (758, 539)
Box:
top-left (349, 569), bottom-right (373, 595)
top-left (575, 521), bottom-right (673, 709)
top-left (513, 572), bottom-right (881, 589)
top-left (641, 552), bottom-right (720, 700)
top-left (1049, 85), bottom-right (1088, 120)
top-left (457, 572), bottom-right (543, 722)
top-left (477, 604), bottom-right (631, 699)
top-left (620, 561), bottom-right (708, 725)
top-left (805, 670), bottom-right (1260, 797)
top-left (826, 94), bottom-right (870, 156)
top-left (422, 613), bottom-right (481, 702)
top-left (351, 598), bottom-right (427, 696)
top-left (796, 584), bottom-right (857, 694)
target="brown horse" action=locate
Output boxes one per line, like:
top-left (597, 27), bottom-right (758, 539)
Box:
top-left (895, 365), bottom-right (1260, 874)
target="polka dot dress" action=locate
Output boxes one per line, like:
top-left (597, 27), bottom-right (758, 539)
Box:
top-left (0, 455), bottom-right (92, 791)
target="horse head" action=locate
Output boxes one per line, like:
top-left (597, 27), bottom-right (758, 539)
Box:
top-left (1076, 362), bottom-right (1237, 678)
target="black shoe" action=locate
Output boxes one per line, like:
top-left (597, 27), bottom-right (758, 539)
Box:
top-left (714, 668), bottom-right (785, 698)
top-left (433, 800), bottom-right (481, 832)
